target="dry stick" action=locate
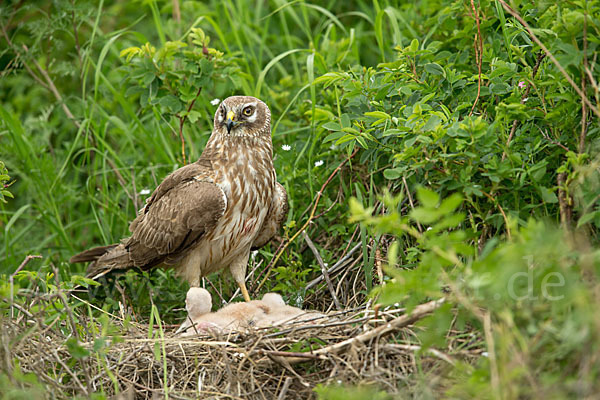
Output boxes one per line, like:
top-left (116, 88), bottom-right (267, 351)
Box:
top-left (281, 297), bottom-right (446, 365)
top-left (302, 231), bottom-right (342, 310)
top-left (106, 158), bottom-right (135, 207)
top-left (52, 349), bottom-right (87, 394)
top-left (25, 44), bottom-right (82, 129)
top-left (172, 0), bottom-right (181, 24)
top-left (0, 27), bottom-right (48, 91)
top-left (483, 311), bottom-right (500, 398)
top-left (131, 167), bottom-right (140, 212)
top-left (177, 86), bottom-right (203, 164)
top-left (579, 6), bottom-right (589, 154)
top-left (469, 0), bottom-right (483, 117)
top-left (266, 350), bottom-right (326, 361)
top-left (382, 343), bottom-right (456, 365)
top-left (539, 127), bottom-right (570, 153)
top-left (277, 377), bottom-right (294, 400)
top-left (70, 5), bottom-right (82, 66)
top-left (480, 190), bottom-right (511, 239)
top-left (402, 176), bottom-right (422, 233)
top-left (51, 265), bottom-right (92, 395)
top-left (305, 242), bottom-right (362, 289)
top-left (498, 0), bottom-right (600, 119)
top-left (9, 255), bottom-right (42, 319)
top-left (557, 172), bottom-right (572, 229)
top-left (502, 52), bottom-right (546, 161)
top-left (255, 149), bottom-right (359, 292)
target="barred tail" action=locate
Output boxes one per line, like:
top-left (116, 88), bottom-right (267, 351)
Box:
top-left (70, 244), bottom-right (131, 279)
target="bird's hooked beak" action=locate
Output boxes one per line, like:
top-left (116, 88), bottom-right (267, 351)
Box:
top-left (225, 110), bottom-right (236, 134)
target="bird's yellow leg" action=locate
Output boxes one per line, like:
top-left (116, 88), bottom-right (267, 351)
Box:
top-left (231, 253), bottom-right (252, 301)
top-left (238, 281), bottom-right (251, 302)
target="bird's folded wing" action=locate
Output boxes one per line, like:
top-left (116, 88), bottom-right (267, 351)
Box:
top-left (125, 169), bottom-right (226, 268)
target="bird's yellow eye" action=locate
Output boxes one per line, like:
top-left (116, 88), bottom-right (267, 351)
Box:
top-left (243, 106), bottom-right (253, 116)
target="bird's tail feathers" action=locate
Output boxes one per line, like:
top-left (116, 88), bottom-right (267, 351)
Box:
top-left (70, 245), bottom-right (118, 263)
top-left (70, 244), bottom-right (132, 280)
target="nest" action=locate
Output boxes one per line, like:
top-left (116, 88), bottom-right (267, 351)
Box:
top-left (1, 292), bottom-right (483, 399)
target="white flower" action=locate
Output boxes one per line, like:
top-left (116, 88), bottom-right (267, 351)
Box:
top-left (210, 98), bottom-right (220, 105)
top-left (314, 160), bottom-right (324, 167)
top-left (281, 144), bottom-right (291, 151)
top-left (140, 189), bottom-right (151, 195)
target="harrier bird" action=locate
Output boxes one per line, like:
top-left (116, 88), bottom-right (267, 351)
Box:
top-left (70, 96), bottom-right (288, 301)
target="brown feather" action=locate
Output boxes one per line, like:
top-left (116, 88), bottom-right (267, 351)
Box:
top-left (69, 244), bottom-right (118, 263)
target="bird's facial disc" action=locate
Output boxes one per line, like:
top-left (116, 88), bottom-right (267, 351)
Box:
top-left (215, 96), bottom-right (268, 137)
top-left (220, 101), bottom-right (259, 135)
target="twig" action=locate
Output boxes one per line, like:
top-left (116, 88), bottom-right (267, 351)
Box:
top-left (302, 231), bottom-right (342, 310)
top-left (306, 242), bottom-right (362, 289)
top-left (53, 349), bottom-right (87, 394)
top-left (277, 377), bottom-right (293, 400)
top-left (256, 149), bottom-right (359, 292)
top-left (480, 190), bottom-right (511, 240)
top-left (265, 350), bottom-right (326, 361)
top-left (498, 0), bottom-right (600, 119)
top-left (24, 44), bottom-right (81, 129)
top-left (172, 0), bottom-right (181, 24)
top-left (502, 51), bottom-right (546, 161)
top-left (106, 158), bottom-right (135, 208)
top-left (10, 255), bottom-right (42, 318)
top-left (539, 127), bottom-right (570, 152)
top-left (283, 297), bottom-right (445, 364)
top-left (469, 0), bottom-right (483, 116)
top-left (483, 311), bottom-right (500, 399)
top-left (579, 5), bottom-right (589, 154)
top-left (402, 176), bottom-right (422, 233)
top-left (70, 2), bottom-right (82, 65)
top-left (382, 343), bottom-right (456, 365)
top-left (51, 265), bottom-right (92, 394)
top-left (557, 172), bottom-right (572, 229)
top-left (177, 86), bottom-right (202, 164)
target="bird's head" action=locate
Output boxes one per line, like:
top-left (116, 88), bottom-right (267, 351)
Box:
top-left (185, 287), bottom-right (212, 318)
top-left (213, 96), bottom-right (271, 137)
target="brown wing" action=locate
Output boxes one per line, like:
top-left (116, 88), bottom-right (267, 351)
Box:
top-left (123, 178), bottom-right (226, 268)
top-left (138, 160), bottom-right (213, 215)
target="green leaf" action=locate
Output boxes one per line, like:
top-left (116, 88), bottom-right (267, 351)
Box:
top-left (417, 187), bottom-right (440, 208)
top-left (159, 95), bottom-right (183, 113)
top-left (66, 338), bottom-right (89, 359)
top-left (424, 63), bottom-right (445, 77)
top-left (538, 186), bottom-right (558, 203)
top-left (577, 211), bottom-right (599, 227)
top-left (383, 167), bottom-right (405, 180)
top-left (186, 110), bottom-right (202, 123)
top-left (438, 193), bottom-right (463, 214)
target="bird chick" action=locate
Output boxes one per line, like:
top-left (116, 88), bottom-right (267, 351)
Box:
top-left (255, 293), bottom-right (325, 327)
top-left (178, 287), bottom-right (270, 336)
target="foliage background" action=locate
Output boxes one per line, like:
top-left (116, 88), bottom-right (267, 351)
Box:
top-left (1, 0), bottom-right (599, 398)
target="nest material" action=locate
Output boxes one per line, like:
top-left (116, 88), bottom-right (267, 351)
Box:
top-left (1, 296), bottom-right (482, 399)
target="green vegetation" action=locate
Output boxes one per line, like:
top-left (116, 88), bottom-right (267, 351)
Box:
top-left (1, 0), bottom-right (599, 398)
